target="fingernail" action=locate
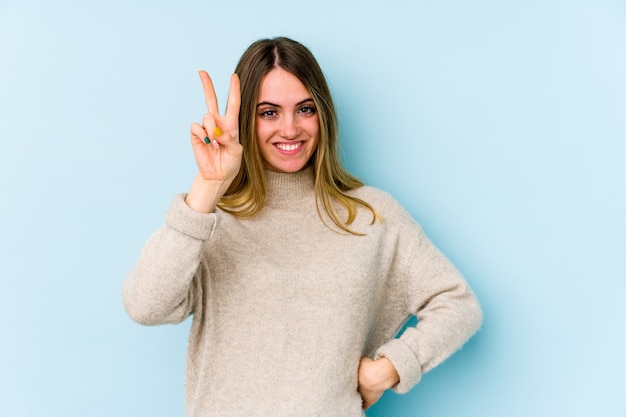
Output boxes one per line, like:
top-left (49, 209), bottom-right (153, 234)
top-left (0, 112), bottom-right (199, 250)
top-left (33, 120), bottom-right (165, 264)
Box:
top-left (203, 136), bottom-right (210, 144)
top-left (213, 127), bottom-right (222, 137)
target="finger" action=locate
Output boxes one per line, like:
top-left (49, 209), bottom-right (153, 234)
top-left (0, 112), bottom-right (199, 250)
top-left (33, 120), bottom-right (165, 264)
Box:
top-left (198, 70), bottom-right (219, 115)
top-left (201, 114), bottom-right (223, 149)
top-left (201, 113), bottom-right (217, 137)
top-left (224, 73), bottom-right (241, 122)
top-left (190, 122), bottom-right (209, 144)
top-left (202, 117), bottom-right (221, 148)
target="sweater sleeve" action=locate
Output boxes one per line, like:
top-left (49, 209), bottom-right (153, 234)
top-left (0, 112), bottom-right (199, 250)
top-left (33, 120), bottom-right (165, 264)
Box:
top-left (373, 200), bottom-right (482, 394)
top-left (122, 194), bottom-right (219, 326)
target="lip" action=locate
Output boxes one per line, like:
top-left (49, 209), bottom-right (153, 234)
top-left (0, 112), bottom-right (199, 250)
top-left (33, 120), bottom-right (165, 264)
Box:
top-left (273, 141), bottom-right (304, 155)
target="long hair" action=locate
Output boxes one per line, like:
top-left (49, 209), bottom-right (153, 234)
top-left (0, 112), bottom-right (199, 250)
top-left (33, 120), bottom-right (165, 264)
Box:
top-left (218, 37), bottom-right (379, 234)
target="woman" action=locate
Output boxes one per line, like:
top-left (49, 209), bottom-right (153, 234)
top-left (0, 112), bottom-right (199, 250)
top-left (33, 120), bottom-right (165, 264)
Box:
top-left (123, 37), bottom-right (482, 416)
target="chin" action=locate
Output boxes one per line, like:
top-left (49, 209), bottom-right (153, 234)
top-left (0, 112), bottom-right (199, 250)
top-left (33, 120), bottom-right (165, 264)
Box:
top-left (266, 159), bottom-right (312, 173)
top-left (276, 165), bottom-right (307, 173)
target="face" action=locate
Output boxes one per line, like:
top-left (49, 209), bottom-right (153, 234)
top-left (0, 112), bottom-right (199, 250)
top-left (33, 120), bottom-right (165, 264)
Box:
top-left (255, 68), bottom-right (320, 173)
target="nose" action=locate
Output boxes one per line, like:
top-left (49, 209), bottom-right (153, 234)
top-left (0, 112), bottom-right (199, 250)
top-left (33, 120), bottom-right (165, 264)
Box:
top-left (279, 114), bottom-right (300, 140)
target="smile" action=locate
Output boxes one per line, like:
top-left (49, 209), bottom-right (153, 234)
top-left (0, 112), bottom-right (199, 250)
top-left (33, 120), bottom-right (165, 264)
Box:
top-left (275, 142), bottom-right (302, 152)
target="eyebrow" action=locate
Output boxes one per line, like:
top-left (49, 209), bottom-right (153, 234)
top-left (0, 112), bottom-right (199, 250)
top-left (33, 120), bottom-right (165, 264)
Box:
top-left (256, 98), bottom-right (315, 108)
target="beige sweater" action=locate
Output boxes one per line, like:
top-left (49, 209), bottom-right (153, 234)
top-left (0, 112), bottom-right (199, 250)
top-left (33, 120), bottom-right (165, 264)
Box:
top-left (123, 168), bottom-right (482, 416)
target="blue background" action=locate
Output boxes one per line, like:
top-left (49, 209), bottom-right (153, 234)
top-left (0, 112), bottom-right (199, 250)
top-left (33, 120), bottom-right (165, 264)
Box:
top-left (1, 1), bottom-right (624, 416)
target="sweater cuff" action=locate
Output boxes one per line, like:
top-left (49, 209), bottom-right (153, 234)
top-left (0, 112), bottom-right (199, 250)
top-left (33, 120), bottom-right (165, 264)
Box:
top-left (375, 338), bottom-right (423, 394)
top-left (164, 194), bottom-right (220, 240)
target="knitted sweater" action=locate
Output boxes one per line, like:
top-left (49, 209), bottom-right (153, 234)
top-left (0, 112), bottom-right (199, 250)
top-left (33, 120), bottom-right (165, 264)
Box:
top-left (122, 168), bottom-right (482, 417)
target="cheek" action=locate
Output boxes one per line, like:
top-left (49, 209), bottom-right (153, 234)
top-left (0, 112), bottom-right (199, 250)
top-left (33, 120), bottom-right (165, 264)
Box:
top-left (255, 120), bottom-right (276, 148)
top-left (302, 116), bottom-right (320, 137)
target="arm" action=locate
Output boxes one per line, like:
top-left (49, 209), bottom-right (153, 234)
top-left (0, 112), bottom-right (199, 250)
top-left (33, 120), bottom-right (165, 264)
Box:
top-left (122, 195), bottom-right (219, 325)
top-left (374, 214), bottom-right (483, 394)
top-left (357, 196), bottom-right (482, 407)
top-left (122, 71), bottom-right (241, 325)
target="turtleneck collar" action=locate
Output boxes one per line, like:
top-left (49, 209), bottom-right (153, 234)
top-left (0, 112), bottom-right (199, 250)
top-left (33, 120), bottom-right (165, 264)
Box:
top-left (265, 166), bottom-right (315, 207)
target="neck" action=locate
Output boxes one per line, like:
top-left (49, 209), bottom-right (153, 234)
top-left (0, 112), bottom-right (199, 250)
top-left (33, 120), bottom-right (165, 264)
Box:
top-left (265, 166), bottom-right (315, 208)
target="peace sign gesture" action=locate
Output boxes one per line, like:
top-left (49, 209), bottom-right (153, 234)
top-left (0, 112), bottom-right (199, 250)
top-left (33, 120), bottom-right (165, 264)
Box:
top-left (190, 71), bottom-right (242, 181)
top-left (186, 71), bottom-right (242, 213)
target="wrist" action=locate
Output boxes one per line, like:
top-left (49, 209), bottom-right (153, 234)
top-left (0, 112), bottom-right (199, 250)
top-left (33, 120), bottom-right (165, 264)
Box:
top-left (185, 173), bottom-right (231, 213)
top-left (375, 357), bottom-right (400, 389)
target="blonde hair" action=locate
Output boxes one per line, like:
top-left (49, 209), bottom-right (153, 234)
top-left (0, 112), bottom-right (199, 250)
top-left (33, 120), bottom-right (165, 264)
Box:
top-left (218, 37), bottom-right (379, 234)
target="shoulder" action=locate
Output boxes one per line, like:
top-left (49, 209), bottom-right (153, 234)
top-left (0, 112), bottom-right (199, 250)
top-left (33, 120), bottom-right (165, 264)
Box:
top-left (348, 186), bottom-right (424, 235)
top-left (349, 185), bottom-right (409, 216)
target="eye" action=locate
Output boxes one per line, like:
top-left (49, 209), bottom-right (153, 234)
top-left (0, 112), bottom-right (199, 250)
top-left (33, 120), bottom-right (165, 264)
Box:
top-left (258, 108), bottom-right (278, 119)
top-left (298, 105), bottom-right (317, 115)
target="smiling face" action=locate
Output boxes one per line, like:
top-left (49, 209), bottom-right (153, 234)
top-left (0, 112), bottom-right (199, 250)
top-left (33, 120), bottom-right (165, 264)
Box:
top-left (255, 68), bottom-right (320, 173)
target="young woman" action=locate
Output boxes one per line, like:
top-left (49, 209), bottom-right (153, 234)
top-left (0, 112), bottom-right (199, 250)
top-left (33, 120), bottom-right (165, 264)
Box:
top-left (123, 37), bottom-right (482, 416)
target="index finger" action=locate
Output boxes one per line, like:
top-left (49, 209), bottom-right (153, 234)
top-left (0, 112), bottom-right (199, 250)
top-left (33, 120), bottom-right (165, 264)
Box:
top-left (198, 70), bottom-right (219, 115)
top-left (224, 73), bottom-right (241, 121)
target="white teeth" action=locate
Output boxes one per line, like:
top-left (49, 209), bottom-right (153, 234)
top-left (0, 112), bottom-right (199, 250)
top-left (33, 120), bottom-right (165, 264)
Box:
top-left (276, 142), bottom-right (302, 151)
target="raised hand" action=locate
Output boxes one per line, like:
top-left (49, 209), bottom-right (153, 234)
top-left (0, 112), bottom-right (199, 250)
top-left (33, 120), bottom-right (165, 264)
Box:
top-left (190, 71), bottom-right (242, 182)
top-left (185, 71), bottom-right (242, 213)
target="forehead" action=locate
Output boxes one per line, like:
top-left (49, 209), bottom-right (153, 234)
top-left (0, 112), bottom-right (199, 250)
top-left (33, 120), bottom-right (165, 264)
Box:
top-left (257, 68), bottom-right (311, 103)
